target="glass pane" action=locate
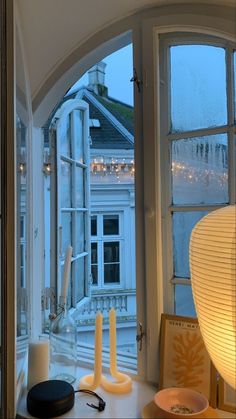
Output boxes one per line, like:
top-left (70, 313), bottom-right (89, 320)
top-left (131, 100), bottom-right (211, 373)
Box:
top-left (91, 242), bottom-right (98, 285)
top-left (91, 265), bottom-right (98, 285)
top-left (172, 134), bottom-right (228, 204)
top-left (73, 258), bottom-right (85, 304)
top-left (104, 263), bottom-right (120, 284)
top-left (61, 263), bottom-right (72, 306)
top-left (104, 241), bottom-right (119, 263)
top-left (61, 213), bottom-right (71, 257)
top-left (234, 52), bottom-right (236, 122)
top-left (73, 110), bottom-right (84, 162)
top-left (91, 243), bottom-right (97, 263)
top-left (170, 45), bottom-right (227, 131)
top-left (103, 215), bottom-right (119, 235)
top-left (173, 211), bottom-right (208, 278)
top-left (91, 216), bottom-right (97, 235)
top-left (76, 213), bottom-right (84, 253)
top-left (75, 166), bottom-right (84, 207)
top-left (175, 284), bottom-right (196, 317)
top-left (59, 113), bottom-right (71, 157)
top-left (60, 161), bottom-right (72, 207)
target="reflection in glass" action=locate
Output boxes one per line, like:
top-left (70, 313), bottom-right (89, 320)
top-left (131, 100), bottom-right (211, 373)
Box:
top-left (91, 243), bottom-right (98, 285)
top-left (104, 242), bottom-right (120, 283)
top-left (61, 213), bottom-right (71, 257)
top-left (103, 215), bottom-right (119, 235)
top-left (173, 211), bottom-right (208, 278)
top-left (234, 52), bottom-right (236, 122)
top-left (60, 161), bottom-right (72, 207)
top-left (59, 114), bottom-right (71, 157)
top-left (170, 45), bottom-right (227, 131)
top-left (91, 216), bottom-right (97, 236)
top-left (74, 258), bottom-right (85, 303)
top-left (172, 134), bottom-right (228, 204)
top-left (73, 110), bottom-right (84, 162)
top-left (16, 117), bottom-right (28, 337)
top-left (76, 213), bottom-right (84, 254)
top-left (175, 285), bottom-right (196, 317)
top-left (75, 166), bottom-right (84, 207)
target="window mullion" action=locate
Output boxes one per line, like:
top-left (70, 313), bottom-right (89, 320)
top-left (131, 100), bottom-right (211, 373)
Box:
top-left (167, 125), bottom-right (228, 141)
top-left (226, 47), bottom-right (236, 204)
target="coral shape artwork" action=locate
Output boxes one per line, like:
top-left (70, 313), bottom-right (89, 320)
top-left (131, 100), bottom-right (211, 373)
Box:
top-left (159, 314), bottom-right (216, 404)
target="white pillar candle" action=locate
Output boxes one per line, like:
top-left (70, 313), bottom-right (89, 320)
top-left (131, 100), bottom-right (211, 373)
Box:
top-left (27, 340), bottom-right (49, 390)
top-left (61, 245), bottom-right (73, 301)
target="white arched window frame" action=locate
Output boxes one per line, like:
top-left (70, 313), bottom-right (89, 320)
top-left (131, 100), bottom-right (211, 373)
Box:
top-left (141, 22), bottom-right (236, 382)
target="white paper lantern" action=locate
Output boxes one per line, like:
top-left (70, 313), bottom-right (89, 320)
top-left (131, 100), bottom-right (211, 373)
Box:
top-left (190, 205), bottom-right (236, 389)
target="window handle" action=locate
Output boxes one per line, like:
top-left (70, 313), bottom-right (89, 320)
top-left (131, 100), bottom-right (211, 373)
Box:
top-left (136, 322), bottom-right (145, 351)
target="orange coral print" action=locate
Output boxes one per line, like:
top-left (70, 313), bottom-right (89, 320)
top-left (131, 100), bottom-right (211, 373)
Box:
top-left (172, 331), bottom-right (205, 387)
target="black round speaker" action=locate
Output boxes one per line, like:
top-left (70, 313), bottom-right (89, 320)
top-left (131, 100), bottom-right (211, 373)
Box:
top-left (27, 380), bottom-right (75, 418)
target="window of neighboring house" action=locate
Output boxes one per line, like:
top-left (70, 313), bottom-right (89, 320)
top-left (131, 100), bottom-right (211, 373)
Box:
top-left (91, 213), bottom-right (122, 287)
top-left (159, 35), bottom-right (236, 317)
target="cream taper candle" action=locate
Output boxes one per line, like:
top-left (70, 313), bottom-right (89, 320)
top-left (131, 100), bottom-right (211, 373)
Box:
top-left (109, 307), bottom-right (117, 376)
top-left (61, 245), bottom-right (72, 301)
top-left (100, 308), bottom-right (132, 393)
top-left (27, 339), bottom-right (49, 390)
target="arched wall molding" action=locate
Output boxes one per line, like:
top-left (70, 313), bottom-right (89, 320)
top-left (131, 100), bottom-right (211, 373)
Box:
top-left (32, 3), bottom-right (236, 127)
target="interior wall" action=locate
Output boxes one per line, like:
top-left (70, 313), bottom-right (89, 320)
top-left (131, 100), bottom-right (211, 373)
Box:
top-left (20, 2), bottom-right (236, 127)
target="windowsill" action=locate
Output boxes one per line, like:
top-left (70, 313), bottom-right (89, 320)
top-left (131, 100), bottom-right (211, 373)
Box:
top-left (17, 366), bottom-right (235, 419)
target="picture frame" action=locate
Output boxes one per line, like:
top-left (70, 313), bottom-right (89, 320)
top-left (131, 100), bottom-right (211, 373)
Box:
top-left (218, 376), bottom-right (236, 413)
top-left (159, 314), bottom-right (217, 407)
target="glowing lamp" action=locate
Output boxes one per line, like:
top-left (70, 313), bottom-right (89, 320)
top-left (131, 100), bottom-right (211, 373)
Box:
top-left (190, 205), bottom-right (236, 389)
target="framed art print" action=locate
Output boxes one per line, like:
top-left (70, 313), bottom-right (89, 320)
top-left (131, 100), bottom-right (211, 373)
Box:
top-left (218, 376), bottom-right (236, 413)
top-left (159, 314), bottom-right (217, 407)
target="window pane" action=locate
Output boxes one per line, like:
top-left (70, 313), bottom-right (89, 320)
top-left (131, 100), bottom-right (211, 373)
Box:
top-left (59, 114), bottom-right (71, 157)
top-left (73, 258), bottom-right (85, 304)
top-left (61, 213), bottom-right (71, 257)
top-left (91, 216), bottom-right (97, 235)
top-left (234, 52), bottom-right (236, 122)
top-left (170, 45), bottom-right (227, 131)
top-left (60, 161), bottom-right (71, 207)
top-left (173, 211), bottom-right (208, 278)
top-left (91, 243), bottom-right (97, 263)
top-left (76, 213), bottom-right (84, 253)
top-left (172, 134), bottom-right (228, 204)
top-left (104, 264), bottom-right (120, 284)
top-left (91, 265), bottom-right (98, 285)
top-left (103, 215), bottom-right (119, 235)
top-left (91, 243), bottom-right (98, 285)
top-left (175, 285), bottom-right (196, 317)
top-left (73, 110), bottom-right (84, 163)
top-left (104, 241), bottom-right (119, 263)
top-left (75, 166), bottom-right (84, 207)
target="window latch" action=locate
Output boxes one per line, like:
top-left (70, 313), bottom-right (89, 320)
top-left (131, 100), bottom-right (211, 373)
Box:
top-left (136, 322), bottom-right (145, 351)
top-left (130, 68), bottom-right (142, 92)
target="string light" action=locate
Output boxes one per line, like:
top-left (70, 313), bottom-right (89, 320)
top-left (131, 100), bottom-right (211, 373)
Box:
top-left (90, 155), bottom-right (228, 187)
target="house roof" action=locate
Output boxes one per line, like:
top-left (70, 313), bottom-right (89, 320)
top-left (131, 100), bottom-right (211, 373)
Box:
top-left (44, 86), bottom-right (134, 151)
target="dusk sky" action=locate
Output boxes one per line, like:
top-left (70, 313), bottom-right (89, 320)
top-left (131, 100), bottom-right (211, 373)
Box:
top-left (68, 44), bottom-right (134, 106)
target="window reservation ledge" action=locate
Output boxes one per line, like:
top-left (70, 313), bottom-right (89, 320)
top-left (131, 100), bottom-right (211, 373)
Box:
top-left (17, 366), bottom-right (235, 419)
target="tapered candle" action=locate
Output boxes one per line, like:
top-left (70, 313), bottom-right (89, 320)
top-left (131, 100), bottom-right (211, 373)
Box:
top-left (61, 246), bottom-right (72, 302)
top-left (109, 307), bottom-right (117, 376)
top-left (79, 311), bottom-right (103, 390)
top-left (101, 308), bottom-right (132, 393)
top-left (93, 311), bottom-right (103, 385)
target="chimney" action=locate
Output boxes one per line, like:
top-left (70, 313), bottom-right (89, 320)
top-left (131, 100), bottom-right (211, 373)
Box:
top-left (88, 61), bottom-right (108, 97)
